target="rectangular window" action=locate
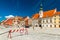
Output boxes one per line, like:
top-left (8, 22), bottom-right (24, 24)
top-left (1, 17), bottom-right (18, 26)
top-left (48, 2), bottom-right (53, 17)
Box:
top-left (50, 19), bottom-right (52, 23)
top-left (50, 25), bottom-right (52, 27)
top-left (59, 18), bottom-right (60, 20)
top-left (46, 20), bottom-right (48, 23)
top-left (59, 25), bottom-right (60, 28)
top-left (54, 25), bottom-right (56, 27)
top-left (59, 15), bottom-right (60, 17)
top-left (43, 20), bottom-right (44, 23)
top-left (54, 21), bottom-right (56, 23)
top-left (59, 21), bottom-right (60, 23)
top-left (54, 18), bottom-right (56, 20)
top-left (54, 15), bottom-right (56, 17)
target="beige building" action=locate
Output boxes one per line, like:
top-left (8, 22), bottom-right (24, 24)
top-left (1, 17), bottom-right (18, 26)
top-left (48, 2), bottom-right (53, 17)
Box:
top-left (40, 9), bottom-right (60, 28)
top-left (32, 8), bottom-right (60, 28)
top-left (28, 18), bottom-right (32, 26)
top-left (32, 19), bottom-right (39, 27)
top-left (12, 16), bottom-right (23, 27)
top-left (32, 13), bottom-right (39, 27)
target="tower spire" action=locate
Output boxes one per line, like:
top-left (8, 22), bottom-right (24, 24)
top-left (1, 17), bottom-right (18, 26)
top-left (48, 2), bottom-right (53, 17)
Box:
top-left (39, 3), bottom-right (43, 18)
top-left (40, 3), bottom-right (43, 10)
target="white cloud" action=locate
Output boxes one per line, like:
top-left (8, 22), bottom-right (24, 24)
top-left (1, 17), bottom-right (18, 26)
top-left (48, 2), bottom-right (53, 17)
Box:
top-left (5, 15), bottom-right (14, 18)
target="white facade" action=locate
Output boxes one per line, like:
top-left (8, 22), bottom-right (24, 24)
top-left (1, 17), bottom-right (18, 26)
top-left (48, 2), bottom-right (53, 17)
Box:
top-left (41, 15), bottom-right (60, 28)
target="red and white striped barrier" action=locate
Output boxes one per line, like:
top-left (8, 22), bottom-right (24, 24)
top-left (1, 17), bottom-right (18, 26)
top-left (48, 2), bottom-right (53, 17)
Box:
top-left (8, 28), bottom-right (28, 39)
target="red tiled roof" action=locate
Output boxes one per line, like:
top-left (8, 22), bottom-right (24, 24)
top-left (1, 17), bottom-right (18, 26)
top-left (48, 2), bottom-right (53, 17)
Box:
top-left (55, 12), bottom-right (60, 15)
top-left (4, 18), bottom-right (13, 25)
top-left (42, 9), bottom-right (56, 18)
top-left (32, 9), bottom-right (58, 19)
top-left (32, 13), bottom-right (40, 19)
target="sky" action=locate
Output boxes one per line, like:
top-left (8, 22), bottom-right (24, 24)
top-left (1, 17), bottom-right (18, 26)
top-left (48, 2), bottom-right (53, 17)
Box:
top-left (0, 0), bottom-right (60, 21)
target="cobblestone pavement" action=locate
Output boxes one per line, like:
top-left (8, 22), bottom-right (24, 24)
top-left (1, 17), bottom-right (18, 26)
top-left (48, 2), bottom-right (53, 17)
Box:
top-left (0, 27), bottom-right (60, 40)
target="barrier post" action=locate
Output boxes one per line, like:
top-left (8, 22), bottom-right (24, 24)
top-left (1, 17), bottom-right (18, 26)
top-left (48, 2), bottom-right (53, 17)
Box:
top-left (8, 30), bottom-right (12, 39)
top-left (20, 28), bottom-right (24, 35)
top-left (25, 28), bottom-right (28, 35)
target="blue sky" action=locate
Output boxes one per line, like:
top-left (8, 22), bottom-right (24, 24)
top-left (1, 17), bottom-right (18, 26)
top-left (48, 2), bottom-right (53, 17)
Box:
top-left (0, 0), bottom-right (60, 21)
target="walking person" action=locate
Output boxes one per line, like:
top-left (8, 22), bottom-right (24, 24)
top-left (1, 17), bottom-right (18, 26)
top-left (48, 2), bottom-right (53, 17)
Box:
top-left (24, 16), bottom-right (29, 35)
top-left (25, 25), bottom-right (29, 35)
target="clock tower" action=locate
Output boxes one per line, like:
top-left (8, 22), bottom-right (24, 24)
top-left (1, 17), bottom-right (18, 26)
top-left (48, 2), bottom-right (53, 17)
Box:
top-left (38, 4), bottom-right (43, 28)
top-left (39, 4), bottom-right (43, 18)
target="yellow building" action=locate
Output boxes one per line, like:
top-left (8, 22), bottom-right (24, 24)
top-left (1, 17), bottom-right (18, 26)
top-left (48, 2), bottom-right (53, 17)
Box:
top-left (52, 12), bottom-right (60, 28)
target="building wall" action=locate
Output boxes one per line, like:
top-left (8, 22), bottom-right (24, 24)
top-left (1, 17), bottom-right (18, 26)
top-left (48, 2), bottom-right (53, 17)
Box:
top-left (41, 18), bottom-right (53, 28)
top-left (32, 19), bottom-right (39, 27)
top-left (41, 15), bottom-right (60, 28)
top-left (52, 15), bottom-right (60, 28)
top-left (28, 19), bottom-right (32, 26)
top-left (20, 21), bottom-right (25, 27)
